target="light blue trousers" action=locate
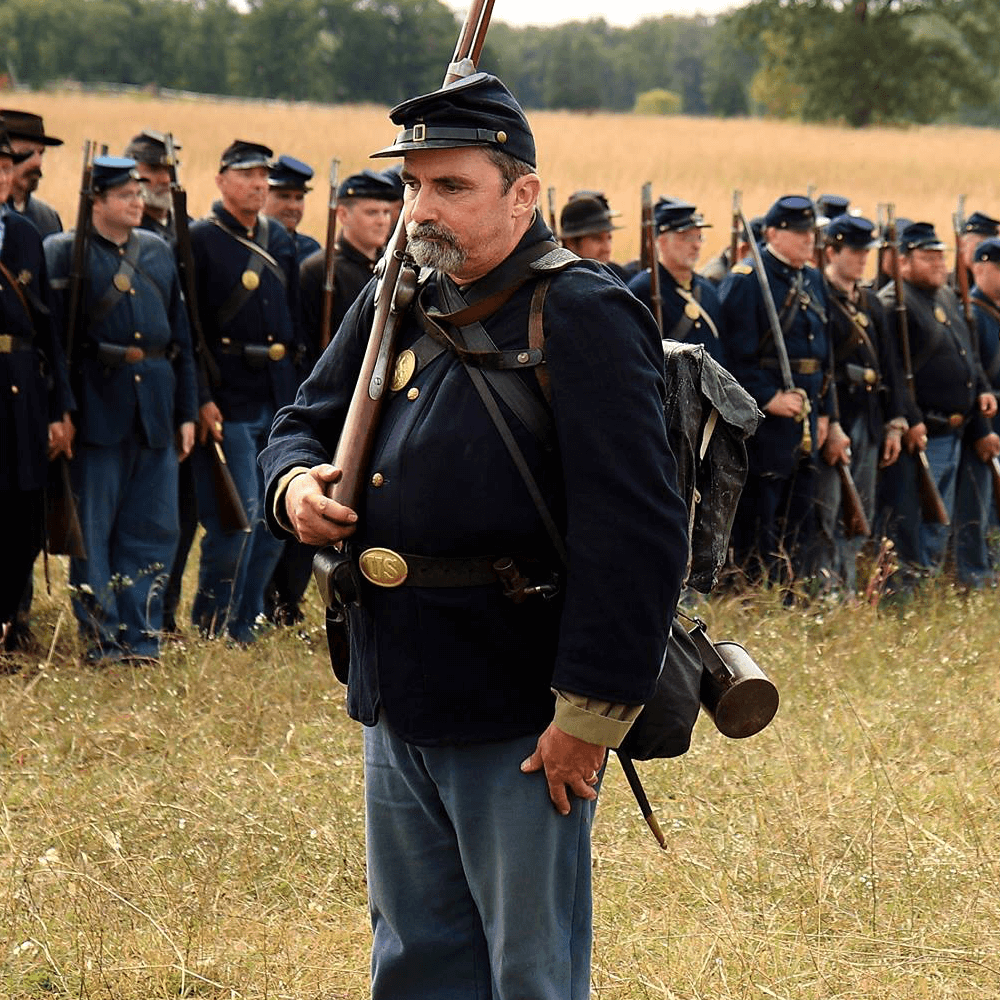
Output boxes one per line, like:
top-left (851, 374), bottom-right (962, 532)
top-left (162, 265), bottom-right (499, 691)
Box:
top-left (364, 718), bottom-right (599, 1000)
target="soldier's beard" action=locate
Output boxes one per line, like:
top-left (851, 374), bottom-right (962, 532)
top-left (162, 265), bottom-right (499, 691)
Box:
top-left (407, 221), bottom-right (468, 274)
top-left (142, 187), bottom-right (173, 213)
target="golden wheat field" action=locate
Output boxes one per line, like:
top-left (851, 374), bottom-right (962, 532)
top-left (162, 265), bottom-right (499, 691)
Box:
top-left (5, 89), bottom-right (1000, 1000)
top-left (20, 89), bottom-right (1000, 264)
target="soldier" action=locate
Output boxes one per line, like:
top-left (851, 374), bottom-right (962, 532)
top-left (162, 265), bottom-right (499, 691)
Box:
top-left (299, 169), bottom-right (397, 353)
top-left (264, 154), bottom-right (321, 263)
top-left (260, 72), bottom-right (688, 1000)
top-left (954, 236), bottom-right (1000, 587)
top-left (123, 129), bottom-right (180, 247)
top-left (188, 140), bottom-right (303, 644)
top-left (0, 109), bottom-right (63, 237)
top-left (628, 197), bottom-right (724, 362)
top-left (814, 215), bottom-right (906, 592)
top-left (816, 193), bottom-right (851, 222)
top-left (877, 221), bottom-right (997, 587)
top-left (955, 210), bottom-right (999, 295)
top-left (719, 195), bottom-right (831, 584)
top-left (45, 157), bottom-right (197, 664)
top-left (0, 128), bottom-right (74, 659)
top-left (558, 191), bottom-right (630, 281)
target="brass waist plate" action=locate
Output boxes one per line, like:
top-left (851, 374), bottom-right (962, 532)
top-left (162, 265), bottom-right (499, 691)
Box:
top-left (0, 334), bottom-right (12, 353)
top-left (359, 547), bottom-right (409, 587)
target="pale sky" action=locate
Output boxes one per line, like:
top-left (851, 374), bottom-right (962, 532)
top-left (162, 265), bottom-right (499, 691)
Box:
top-left (444, 0), bottom-right (744, 28)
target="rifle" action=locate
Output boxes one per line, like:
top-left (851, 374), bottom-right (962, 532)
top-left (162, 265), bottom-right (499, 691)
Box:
top-left (546, 186), bottom-right (558, 240)
top-left (165, 132), bottom-right (250, 535)
top-left (953, 194), bottom-right (975, 329)
top-left (729, 189), bottom-right (742, 271)
top-left (641, 182), bottom-right (662, 335)
top-left (885, 204), bottom-right (949, 525)
top-left (319, 157), bottom-right (341, 352)
top-left (46, 141), bottom-right (97, 559)
top-left (738, 208), bottom-right (812, 454)
top-left (323, 0), bottom-right (497, 515)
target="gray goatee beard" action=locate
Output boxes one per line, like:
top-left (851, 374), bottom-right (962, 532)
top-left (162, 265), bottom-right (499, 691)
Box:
top-left (142, 187), bottom-right (173, 213)
top-left (406, 221), bottom-right (468, 274)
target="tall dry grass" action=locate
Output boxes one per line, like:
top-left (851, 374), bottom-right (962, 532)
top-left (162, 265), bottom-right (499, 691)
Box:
top-left (19, 90), bottom-right (1000, 266)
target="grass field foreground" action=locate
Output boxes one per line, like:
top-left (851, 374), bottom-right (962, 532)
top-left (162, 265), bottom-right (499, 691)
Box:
top-left (3, 569), bottom-right (1000, 998)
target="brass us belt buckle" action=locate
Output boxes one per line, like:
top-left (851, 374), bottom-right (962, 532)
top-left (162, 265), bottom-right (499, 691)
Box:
top-left (0, 334), bottom-right (12, 353)
top-left (864, 367), bottom-right (877, 385)
top-left (124, 346), bottom-right (145, 364)
top-left (358, 547), bottom-right (408, 587)
top-left (267, 342), bottom-right (287, 362)
top-left (948, 413), bottom-right (964, 428)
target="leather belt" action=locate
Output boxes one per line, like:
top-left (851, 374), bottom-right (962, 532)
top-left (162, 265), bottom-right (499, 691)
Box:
top-left (924, 411), bottom-right (967, 434)
top-left (761, 357), bottom-right (822, 375)
top-left (94, 343), bottom-right (171, 365)
top-left (0, 334), bottom-right (33, 353)
top-left (357, 548), bottom-right (504, 588)
top-left (219, 339), bottom-right (287, 364)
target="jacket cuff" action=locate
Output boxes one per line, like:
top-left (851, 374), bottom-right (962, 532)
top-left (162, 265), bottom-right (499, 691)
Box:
top-left (552, 689), bottom-right (643, 749)
top-left (273, 466), bottom-right (311, 533)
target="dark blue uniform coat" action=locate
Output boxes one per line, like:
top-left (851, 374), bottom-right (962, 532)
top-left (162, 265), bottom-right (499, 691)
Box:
top-left (189, 202), bottom-right (303, 418)
top-left (628, 264), bottom-right (725, 363)
top-left (261, 217), bottom-right (689, 746)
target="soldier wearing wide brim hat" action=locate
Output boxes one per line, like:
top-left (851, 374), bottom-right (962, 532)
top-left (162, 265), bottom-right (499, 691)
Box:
top-left (0, 109), bottom-right (63, 239)
top-left (558, 192), bottom-right (625, 274)
top-left (261, 69), bottom-right (688, 1000)
top-left (0, 123), bottom-right (74, 658)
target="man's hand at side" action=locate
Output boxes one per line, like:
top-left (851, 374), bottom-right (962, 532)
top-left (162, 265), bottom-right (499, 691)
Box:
top-left (521, 723), bottom-right (606, 816)
top-left (285, 464), bottom-right (358, 546)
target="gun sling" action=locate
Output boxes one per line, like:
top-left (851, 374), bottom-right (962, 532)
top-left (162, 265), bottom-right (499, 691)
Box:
top-left (87, 233), bottom-right (168, 329)
top-left (208, 215), bottom-right (288, 330)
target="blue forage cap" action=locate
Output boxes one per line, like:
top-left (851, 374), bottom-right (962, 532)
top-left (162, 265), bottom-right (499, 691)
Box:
top-left (765, 195), bottom-right (816, 232)
top-left (653, 197), bottom-right (710, 234)
top-left (337, 168), bottom-right (400, 202)
top-left (379, 163), bottom-right (405, 200)
top-left (371, 72), bottom-right (536, 169)
top-left (899, 221), bottom-right (946, 253)
top-left (825, 214), bottom-right (878, 250)
top-left (973, 237), bottom-right (1000, 264)
top-left (269, 154), bottom-right (314, 190)
top-left (964, 211), bottom-right (1000, 237)
top-left (817, 193), bottom-right (850, 221)
top-left (219, 139), bottom-right (273, 172)
top-left (91, 156), bottom-right (139, 193)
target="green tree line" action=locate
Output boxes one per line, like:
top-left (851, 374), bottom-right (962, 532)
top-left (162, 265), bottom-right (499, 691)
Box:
top-left (0, 0), bottom-right (998, 126)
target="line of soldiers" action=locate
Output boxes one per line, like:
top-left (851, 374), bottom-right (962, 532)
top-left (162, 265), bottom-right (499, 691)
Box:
top-left (556, 187), bottom-right (1000, 598)
top-left (1, 106), bottom-right (403, 664)
top-left (6, 101), bottom-right (1000, 664)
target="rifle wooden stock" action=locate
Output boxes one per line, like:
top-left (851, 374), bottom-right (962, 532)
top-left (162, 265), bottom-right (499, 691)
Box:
top-left (46, 456), bottom-right (86, 558)
top-left (837, 460), bottom-right (870, 539)
top-left (48, 141), bottom-right (97, 561)
top-left (166, 134), bottom-right (251, 533)
top-left (640, 182), bottom-right (662, 335)
top-left (319, 158), bottom-right (341, 352)
top-left (729, 189), bottom-right (741, 270)
top-left (916, 449), bottom-right (949, 526)
top-left (325, 0), bottom-right (496, 513)
top-left (886, 204), bottom-right (950, 526)
top-left (209, 441), bottom-right (251, 534)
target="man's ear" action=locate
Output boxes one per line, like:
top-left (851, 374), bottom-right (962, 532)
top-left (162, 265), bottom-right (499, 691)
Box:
top-left (511, 172), bottom-right (541, 219)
